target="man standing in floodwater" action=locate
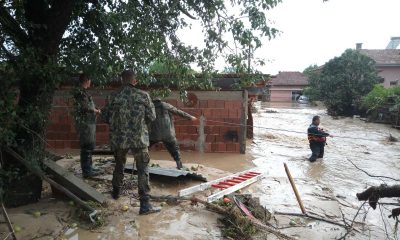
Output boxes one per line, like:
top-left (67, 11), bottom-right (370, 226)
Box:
top-left (307, 116), bottom-right (332, 162)
top-left (149, 98), bottom-right (197, 169)
top-left (102, 70), bottom-right (160, 215)
top-left (72, 73), bottom-right (102, 178)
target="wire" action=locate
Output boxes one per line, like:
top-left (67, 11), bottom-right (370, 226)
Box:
top-left (204, 119), bottom-right (384, 142)
top-left (178, 108), bottom-right (388, 142)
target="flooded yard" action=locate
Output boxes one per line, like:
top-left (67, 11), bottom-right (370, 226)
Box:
top-left (250, 102), bottom-right (400, 239)
top-left (5, 102), bottom-right (400, 240)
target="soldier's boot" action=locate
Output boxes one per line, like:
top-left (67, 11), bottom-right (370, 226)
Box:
top-left (139, 196), bottom-right (161, 215)
top-left (81, 150), bottom-right (94, 178)
top-left (172, 154), bottom-right (183, 170)
top-left (175, 158), bottom-right (183, 170)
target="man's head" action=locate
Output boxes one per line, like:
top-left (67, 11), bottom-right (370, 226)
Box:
top-left (79, 73), bottom-right (91, 89)
top-left (121, 69), bottom-right (137, 85)
top-left (312, 115), bottom-right (320, 126)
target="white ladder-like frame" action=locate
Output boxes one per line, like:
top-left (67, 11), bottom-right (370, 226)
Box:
top-left (178, 168), bottom-right (264, 203)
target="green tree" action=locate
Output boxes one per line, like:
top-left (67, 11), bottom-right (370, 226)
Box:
top-left (0, 1), bottom-right (280, 183)
top-left (305, 49), bottom-right (380, 116)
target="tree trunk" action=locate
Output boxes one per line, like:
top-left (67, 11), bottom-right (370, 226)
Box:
top-left (2, 71), bottom-right (56, 206)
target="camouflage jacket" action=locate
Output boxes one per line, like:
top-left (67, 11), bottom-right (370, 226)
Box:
top-left (150, 100), bottom-right (193, 142)
top-left (72, 87), bottom-right (96, 127)
top-left (102, 84), bottom-right (156, 149)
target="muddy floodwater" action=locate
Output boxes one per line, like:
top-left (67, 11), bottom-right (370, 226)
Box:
top-left (250, 102), bottom-right (400, 239)
top-left (5, 102), bottom-right (400, 240)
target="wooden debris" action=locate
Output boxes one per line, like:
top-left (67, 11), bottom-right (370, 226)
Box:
top-left (191, 196), bottom-right (295, 240)
top-left (43, 158), bottom-right (107, 204)
top-left (284, 163), bottom-right (307, 214)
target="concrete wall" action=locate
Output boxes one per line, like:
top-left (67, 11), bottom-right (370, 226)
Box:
top-left (377, 67), bottom-right (400, 87)
top-left (46, 89), bottom-right (247, 153)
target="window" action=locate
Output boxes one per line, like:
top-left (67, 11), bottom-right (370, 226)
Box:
top-left (390, 81), bottom-right (398, 86)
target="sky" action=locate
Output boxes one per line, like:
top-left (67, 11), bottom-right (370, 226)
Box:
top-left (179, 0), bottom-right (400, 75)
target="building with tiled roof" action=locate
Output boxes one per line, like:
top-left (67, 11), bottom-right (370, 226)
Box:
top-left (357, 39), bottom-right (400, 87)
top-left (268, 71), bottom-right (309, 102)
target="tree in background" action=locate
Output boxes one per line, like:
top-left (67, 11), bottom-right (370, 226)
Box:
top-left (0, 0), bottom-right (281, 198)
top-left (304, 49), bottom-right (381, 116)
top-left (362, 85), bottom-right (400, 111)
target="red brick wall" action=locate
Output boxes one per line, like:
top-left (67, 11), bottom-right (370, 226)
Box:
top-left (46, 89), bottom-right (247, 153)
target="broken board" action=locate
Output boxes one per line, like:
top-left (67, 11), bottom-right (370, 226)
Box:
top-left (43, 159), bottom-right (107, 204)
top-left (124, 165), bottom-right (207, 182)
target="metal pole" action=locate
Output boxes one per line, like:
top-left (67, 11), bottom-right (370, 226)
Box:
top-left (283, 163), bottom-right (307, 214)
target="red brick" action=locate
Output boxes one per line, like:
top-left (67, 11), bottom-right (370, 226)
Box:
top-left (215, 100), bottom-right (225, 108)
top-left (186, 126), bottom-right (198, 134)
top-left (204, 143), bottom-right (212, 153)
top-left (211, 143), bottom-right (218, 152)
top-left (94, 98), bottom-right (106, 107)
top-left (68, 132), bottom-right (78, 140)
top-left (233, 101), bottom-right (242, 109)
top-left (217, 143), bottom-right (226, 152)
top-left (63, 141), bottom-right (71, 149)
top-left (207, 100), bottom-right (216, 108)
top-left (224, 118), bottom-right (241, 124)
top-left (220, 109), bottom-right (229, 118)
top-left (46, 132), bottom-right (58, 140)
top-left (219, 126), bottom-right (229, 135)
top-left (211, 109), bottom-right (221, 118)
top-left (96, 124), bottom-right (109, 132)
top-left (225, 101), bottom-right (234, 109)
top-left (215, 135), bottom-right (224, 143)
top-left (199, 100), bottom-right (208, 108)
top-left (228, 109), bottom-right (238, 118)
top-left (206, 134), bottom-right (216, 142)
top-left (203, 109), bottom-right (212, 117)
top-left (54, 141), bottom-right (65, 149)
top-left (235, 143), bottom-right (241, 152)
top-left (174, 126), bottom-right (182, 134)
top-left (186, 134), bottom-right (198, 141)
top-left (97, 133), bottom-right (109, 141)
top-left (226, 143), bottom-right (236, 152)
top-left (211, 126), bottom-right (220, 134)
top-left (70, 141), bottom-right (80, 149)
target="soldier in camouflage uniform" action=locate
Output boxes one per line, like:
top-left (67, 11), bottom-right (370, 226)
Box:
top-left (102, 70), bottom-right (160, 215)
top-left (150, 99), bottom-right (197, 169)
top-left (73, 73), bottom-right (102, 178)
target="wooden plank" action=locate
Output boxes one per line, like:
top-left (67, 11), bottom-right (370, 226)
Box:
top-left (43, 159), bottom-right (107, 204)
top-left (239, 90), bottom-right (248, 154)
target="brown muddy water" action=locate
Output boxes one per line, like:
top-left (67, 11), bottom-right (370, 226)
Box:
top-left (5, 102), bottom-right (400, 240)
top-left (250, 102), bottom-right (400, 239)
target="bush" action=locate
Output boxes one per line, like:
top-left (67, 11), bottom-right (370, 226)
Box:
top-left (362, 85), bottom-right (400, 110)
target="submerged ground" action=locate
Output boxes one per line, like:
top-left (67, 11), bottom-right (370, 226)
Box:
top-left (3, 102), bottom-right (400, 239)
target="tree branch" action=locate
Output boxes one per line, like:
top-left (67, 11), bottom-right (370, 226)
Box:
top-left (0, 5), bottom-right (30, 47)
top-left (346, 158), bottom-right (400, 182)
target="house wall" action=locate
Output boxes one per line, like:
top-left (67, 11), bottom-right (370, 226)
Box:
top-left (46, 89), bottom-right (247, 153)
top-left (377, 66), bottom-right (400, 87)
top-left (269, 85), bottom-right (306, 102)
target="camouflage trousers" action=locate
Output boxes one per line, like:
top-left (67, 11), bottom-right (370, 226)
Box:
top-left (112, 148), bottom-right (150, 199)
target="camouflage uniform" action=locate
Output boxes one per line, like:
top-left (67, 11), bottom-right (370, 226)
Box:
top-left (149, 100), bottom-right (194, 169)
top-left (73, 87), bottom-right (97, 177)
top-left (102, 84), bottom-right (155, 201)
